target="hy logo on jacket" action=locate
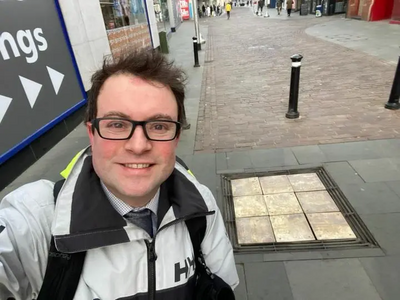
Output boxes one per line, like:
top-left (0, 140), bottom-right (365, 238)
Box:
top-left (175, 255), bottom-right (195, 282)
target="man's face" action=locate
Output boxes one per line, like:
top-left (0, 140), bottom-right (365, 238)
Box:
top-left (87, 74), bottom-right (180, 206)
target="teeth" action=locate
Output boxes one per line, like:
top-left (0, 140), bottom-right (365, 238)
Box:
top-left (125, 164), bottom-right (150, 169)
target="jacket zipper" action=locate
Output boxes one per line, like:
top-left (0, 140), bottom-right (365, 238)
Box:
top-left (145, 239), bottom-right (157, 300)
top-left (144, 211), bottom-right (215, 300)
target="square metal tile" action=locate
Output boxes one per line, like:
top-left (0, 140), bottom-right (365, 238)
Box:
top-left (236, 216), bottom-right (275, 244)
top-left (259, 175), bottom-right (294, 194)
top-left (233, 195), bottom-right (269, 218)
top-left (296, 191), bottom-right (339, 214)
top-left (288, 173), bottom-right (326, 192)
top-left (270, 214), bottom-right (315, 242)
top-left (307, 212), bottom-right (356, 240)
top-left (264, 193), bottom-right (303, 216)
top-left (231, 177), bottom-right (262, 197)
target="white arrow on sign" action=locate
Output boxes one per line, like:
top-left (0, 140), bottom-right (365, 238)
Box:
top-left (47, 66), bottom-right (65, 95)
top-left (19, 76), bottom-right (42, 108)
top-left (0, 95), bottom-right (13, 124)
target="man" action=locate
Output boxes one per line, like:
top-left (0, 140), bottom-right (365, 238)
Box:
top-left (276, 0), bottom-right (283, 15)
top-left (286, 0), bottom-right (294, 16)
top-left (226, 1), bottom-right (232, 19)
top-left (0, 50), bottom-right (239, 299)
top-left (257, 0), bottom-right (265, 15)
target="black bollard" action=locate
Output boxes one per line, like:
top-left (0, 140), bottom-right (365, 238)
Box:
top-left (385, 56), bottom-right (400, 110)
top-left (286, 54), bottom-right (303, 119)
top-left (193, 37), bottom-right (200, 68)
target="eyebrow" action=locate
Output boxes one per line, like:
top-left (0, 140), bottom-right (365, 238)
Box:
top-left (101, 112), bottom-right (174, 121)
top-left (102, 111), bottom-right (130, 119)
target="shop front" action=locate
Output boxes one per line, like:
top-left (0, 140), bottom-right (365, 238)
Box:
top-left (100, 0), bottom-right (152, 57)
top-left (308, 0), bottom-right (346, 14)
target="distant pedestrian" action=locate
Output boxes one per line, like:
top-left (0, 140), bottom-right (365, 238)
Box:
top-left (217, 4), bottom-right (221, 15)
top-left (206, 5), bottom-right (211, 16)
top-left (257, 0), bottom-right (265, 15)
top-left (202, 4), bottom-right (206, 16)
top-left (286, 0), bottom-right (294, 16)
top-left (225, 2), bottom-right (232, 19)
top-left (276, 0), bottom-right (283, 14)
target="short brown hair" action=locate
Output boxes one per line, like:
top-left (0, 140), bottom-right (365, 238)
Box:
top-left (84, 50), bottom-right (187, 124)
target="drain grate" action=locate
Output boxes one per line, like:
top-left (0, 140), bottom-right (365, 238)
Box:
top-left (221, 167), bottom-right (380, 254)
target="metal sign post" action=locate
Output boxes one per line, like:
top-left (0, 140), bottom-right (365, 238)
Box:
top-left (192, 0), bottom-right (202, 51)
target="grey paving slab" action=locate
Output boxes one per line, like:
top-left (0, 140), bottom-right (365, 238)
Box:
top-left (217, 168), bottom-right (246, 175)
top-left (291, 145), bottom-right (328, 165)
top-left (360, 213), bottom-right (400, 255)
top-left (226, 151), bottom-right (253, 170)
top-left (306, 18), bottom-right (400, 64)
top-left (263, 251), bottom-right (323, 262)
top-left (360, 255), bottom-right (400, 300)
top-left (285, 259), bottom-right (382, 300)
top-left (349, 158), bottom-right (400, 183)
top-left (340, 182), bottom-right (400, 215)
top-left (191, 153), bottom-right (216, 174)
top-left (235, 264), bottom-right (248, 300)
top-left (176, 154), bottom-right (194, 170)
top-left (190, 153), bottom-right (218, 197)
top-left (263, 247), bottom-right (385, 262)
top-left (243, 163), bottom-right (324, 175)
top-left (385, 181), bottom-right (400, 198)
top-left (176, 138), bottom-right (195, 156)
top-left (216, 152), bottom-right (228, 172)
top-left (245, 262), bottom-right (294, 300)
top-left (319, 141), bottom-right (380, 162)
top-left (234, 253), bottom-right (265, 264)
top-left (323, 162), bottom-right (364, 186)
top-left (248, 148), bottom-right (299, 169)
top-left (371, 139), bottom-right (400, 159)
top-left (319, 248), bottom-right (385, 259)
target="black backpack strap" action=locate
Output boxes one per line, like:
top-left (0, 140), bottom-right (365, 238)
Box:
top-left (37, 179), bottom-right (86, 300)
top-left (185, 217), bottom-right (207, 264)
top-left (176, 156), bottom-right (189, 170)
top-left (179, 156), bottom-right (204, 257)
top-left (53, 178), bottom-right (65, 199)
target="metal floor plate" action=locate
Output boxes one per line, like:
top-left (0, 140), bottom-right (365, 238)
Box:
top-left (222, 167), bottom-right (379, 253)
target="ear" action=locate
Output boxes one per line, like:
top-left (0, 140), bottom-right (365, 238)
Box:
top-left (175, 129), bottom-right (182, 144)
top-left (86, 122), bottom-right (95, 145)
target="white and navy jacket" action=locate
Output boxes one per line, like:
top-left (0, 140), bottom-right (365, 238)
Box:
top-left (0, 150), bottom-right (239, 300)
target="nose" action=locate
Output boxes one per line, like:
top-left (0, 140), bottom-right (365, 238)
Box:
top-left (124, 125), bottom-right (152, 154)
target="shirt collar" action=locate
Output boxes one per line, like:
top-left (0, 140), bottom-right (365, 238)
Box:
top-left (100, 181), bottom-right (159, 217)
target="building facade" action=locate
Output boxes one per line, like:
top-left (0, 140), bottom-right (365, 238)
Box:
top-left (347, 0), bottom-right (400, 22)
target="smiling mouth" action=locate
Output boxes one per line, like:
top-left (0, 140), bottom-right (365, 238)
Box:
top-left (123, 163), bottom-right (152, 169)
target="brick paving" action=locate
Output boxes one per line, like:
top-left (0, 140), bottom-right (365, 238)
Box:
top-left (194, 9), bottom-right (400, 153)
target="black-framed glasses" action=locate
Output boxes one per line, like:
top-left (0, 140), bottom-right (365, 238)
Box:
top-left (91, 118), bottom-right (181, 141)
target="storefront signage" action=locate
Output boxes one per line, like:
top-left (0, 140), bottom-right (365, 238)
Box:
top-left (180, 0), bottom-right (190, 19)
top-left (0, 0), bottom-right (84, 163)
